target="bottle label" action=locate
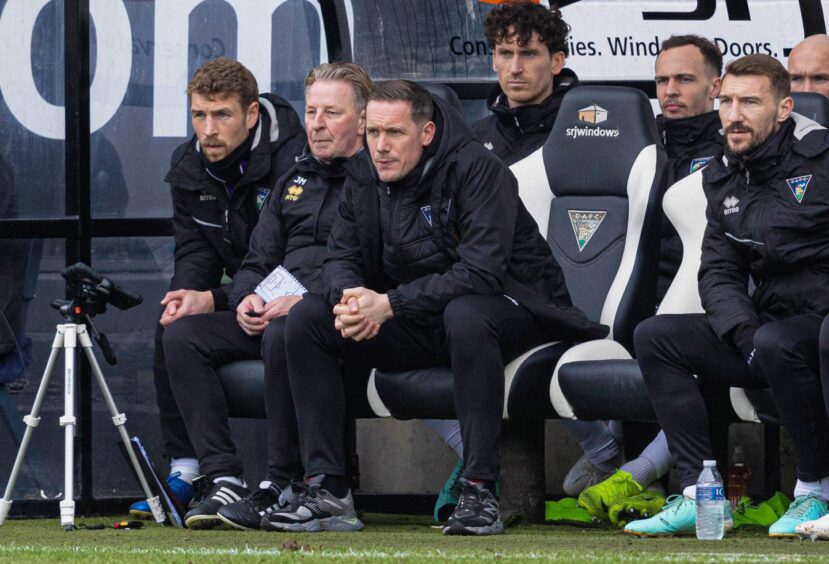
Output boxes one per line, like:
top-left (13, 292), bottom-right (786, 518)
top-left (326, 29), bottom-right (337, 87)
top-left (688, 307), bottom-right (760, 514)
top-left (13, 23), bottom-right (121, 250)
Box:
top-left (697, 486), bottom-right (725, 501)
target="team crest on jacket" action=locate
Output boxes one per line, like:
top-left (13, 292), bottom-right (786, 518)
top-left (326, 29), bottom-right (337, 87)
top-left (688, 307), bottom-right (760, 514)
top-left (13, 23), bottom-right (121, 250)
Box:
top-left (786, 175), bottom-right (812, 203)
top-left (568, 210), bottom-right (606, 252)
top-left (256, 187), bottom-right (270, 210)
top-left (689, 156), bottom-right (714, 174)
top-left (420, 205), bottom-right (432, 226)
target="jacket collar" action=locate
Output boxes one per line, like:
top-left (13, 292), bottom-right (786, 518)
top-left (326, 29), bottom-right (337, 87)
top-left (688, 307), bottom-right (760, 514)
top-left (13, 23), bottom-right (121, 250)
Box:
top-left (489, 68), bottom-right (579, 135)
top-left (656, 110), bottom-right (722, 159)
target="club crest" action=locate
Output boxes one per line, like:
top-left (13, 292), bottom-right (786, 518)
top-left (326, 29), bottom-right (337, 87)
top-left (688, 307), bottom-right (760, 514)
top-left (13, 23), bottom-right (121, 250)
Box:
top-left (786, 175), bottom-right (812, 203)
top-left (420, 205), bottom-right (432, 226)
top-left (689, 156), bottom-right (714, 174)
top-left (256, 187), bottom-right (270, 210)
top-left (568, 210), bottom-right (607, 252)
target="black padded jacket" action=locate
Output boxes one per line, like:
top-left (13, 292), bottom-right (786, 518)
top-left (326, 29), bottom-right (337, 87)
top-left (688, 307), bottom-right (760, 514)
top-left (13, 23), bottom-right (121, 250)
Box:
top-left (323, 95), bottom-right (607, 342)
top-left (164, 94), bottom-right (305, 311)
top-left (698, 115), bottom-right (829, 357)
top-left (471, 68), bottom-right (580, 166)
top-left (226, 148), bottom-right (372, 309)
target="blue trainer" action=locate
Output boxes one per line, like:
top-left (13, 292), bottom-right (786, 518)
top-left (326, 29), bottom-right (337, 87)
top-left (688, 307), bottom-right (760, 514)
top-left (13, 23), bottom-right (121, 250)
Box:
top-left (769, 495), bottom-right (828, 538)
top-left (624, 495), bottom-right (697, 537)
top-left (129, 472), bottom-right (193, 519)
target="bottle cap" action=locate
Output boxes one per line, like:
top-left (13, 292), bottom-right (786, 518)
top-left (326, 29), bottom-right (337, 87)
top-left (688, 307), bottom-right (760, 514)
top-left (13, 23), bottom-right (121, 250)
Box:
top-left (703, 460), bottom-right (717, 467)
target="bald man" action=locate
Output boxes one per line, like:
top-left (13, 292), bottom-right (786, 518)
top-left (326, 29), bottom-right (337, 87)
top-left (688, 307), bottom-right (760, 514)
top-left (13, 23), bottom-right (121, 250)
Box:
top-left (789, 34), bottom-right (829, 97)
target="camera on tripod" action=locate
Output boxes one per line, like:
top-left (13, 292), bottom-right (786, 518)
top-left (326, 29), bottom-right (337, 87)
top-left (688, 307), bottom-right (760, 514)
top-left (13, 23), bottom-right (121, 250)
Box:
top-left (51, 263), bottom-right (143, 366)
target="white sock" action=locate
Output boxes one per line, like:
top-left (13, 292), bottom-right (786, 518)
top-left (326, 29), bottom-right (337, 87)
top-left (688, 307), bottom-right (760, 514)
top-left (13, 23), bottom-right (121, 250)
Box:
top-left (215, 475), bottom-right (246, 488)
top-left (819, 477), bottom-right (829, 501)
top-left (795, 479), bottom-right (822, 499)
top-left (683, 485), bottom-right (696, 500)
top-left (170, 457), bottom-right (199, 484)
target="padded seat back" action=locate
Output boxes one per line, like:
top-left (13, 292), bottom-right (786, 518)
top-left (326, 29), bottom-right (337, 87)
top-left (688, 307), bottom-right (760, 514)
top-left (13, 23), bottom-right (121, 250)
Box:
top-left (420, 82), bottom-right (462, 113)
top-left (792, 92), bottom-right (829, 125)
top-left (544, 86), bottom-right (667, 351)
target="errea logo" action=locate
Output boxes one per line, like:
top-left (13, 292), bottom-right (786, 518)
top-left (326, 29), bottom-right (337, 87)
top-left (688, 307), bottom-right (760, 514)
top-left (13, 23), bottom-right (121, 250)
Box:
top-left (723, 195), bottom-right (740, 215)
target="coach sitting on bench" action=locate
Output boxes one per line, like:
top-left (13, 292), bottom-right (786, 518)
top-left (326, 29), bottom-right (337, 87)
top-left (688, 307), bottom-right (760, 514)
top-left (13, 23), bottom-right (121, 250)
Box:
top-left (263, 80), bottom-right (606, 536)
top-left (626, 54), bottom-right (829, 538)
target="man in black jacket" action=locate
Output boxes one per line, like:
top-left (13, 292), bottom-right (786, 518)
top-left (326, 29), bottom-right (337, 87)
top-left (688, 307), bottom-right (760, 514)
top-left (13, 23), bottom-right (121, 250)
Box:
top-left (624, 55), bottom-right (829, 538)
top-left (263, 80), bottom-right (605, 536)
top-left (130, 58), bottom-right (305, 519)
top-left (473, 2), bottom-right (577, 166)
top-left (161, 63), bottom-right (373, 530)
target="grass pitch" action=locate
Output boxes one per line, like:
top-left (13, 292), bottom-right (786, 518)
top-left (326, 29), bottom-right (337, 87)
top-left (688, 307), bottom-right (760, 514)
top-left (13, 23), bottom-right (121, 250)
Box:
top-left (2, 513), bottom-right (829, 562)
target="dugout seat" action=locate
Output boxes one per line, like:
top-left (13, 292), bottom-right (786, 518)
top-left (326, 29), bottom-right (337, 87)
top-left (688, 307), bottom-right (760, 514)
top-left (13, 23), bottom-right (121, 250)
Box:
top-left (370, 86), bottom-right (668, 420)
top-left (791, 92), bottom-right (829, 126)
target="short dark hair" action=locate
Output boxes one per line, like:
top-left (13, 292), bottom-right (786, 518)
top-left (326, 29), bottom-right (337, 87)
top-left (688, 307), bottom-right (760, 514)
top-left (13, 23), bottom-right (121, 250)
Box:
top-left (484, 1), bottom-right (569, 57)
top-left (659, 35), bottom-right (723, 76)
top-left (188, 57), bottom-right (258, 109)
top-left (368, 80), bottom-right (434, 125)
top-left (724, 54), bottom-right (791, 101)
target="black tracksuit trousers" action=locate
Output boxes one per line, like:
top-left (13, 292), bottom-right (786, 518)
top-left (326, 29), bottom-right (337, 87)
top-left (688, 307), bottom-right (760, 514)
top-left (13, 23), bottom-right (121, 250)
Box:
top-left (636, 313), bottom-right (829, 488)
top-left (163, 311), bottom-right (302, 483)
top-left (153, 321), bottom-right (195, 461)
top-left (284, 293), bottom-right (550, 483)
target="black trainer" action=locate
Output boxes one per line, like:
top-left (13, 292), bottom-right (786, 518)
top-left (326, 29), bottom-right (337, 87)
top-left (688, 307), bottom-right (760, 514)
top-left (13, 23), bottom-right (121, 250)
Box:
top-left (216, 481), bottom-right (295, 531)
top-left (184, 477), bottom-right (250, 529)
top-left (442, 477), bottom-right (504, 536)
top-left (261, 476), bottom-right (364, 532)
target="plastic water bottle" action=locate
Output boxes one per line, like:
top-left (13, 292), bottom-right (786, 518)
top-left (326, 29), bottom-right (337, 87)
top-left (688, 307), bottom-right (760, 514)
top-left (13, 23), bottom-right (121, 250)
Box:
top-left (696, 460), bottom-right (725, 540)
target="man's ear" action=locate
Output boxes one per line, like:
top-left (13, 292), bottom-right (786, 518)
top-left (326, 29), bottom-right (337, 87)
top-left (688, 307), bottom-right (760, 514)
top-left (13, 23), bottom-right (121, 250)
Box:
top-left (245, 101), bottom-right (260, 129)
top-left (777, 95), bottom-right (794, 123)
top-left (551, 51), bottom-right (566, 76)
top-left (709, 76), bottom-right (722, 100)
top-left (357, 108), bottom-right (366, 136)
top-left (421, 120), bottom-right (436, 147)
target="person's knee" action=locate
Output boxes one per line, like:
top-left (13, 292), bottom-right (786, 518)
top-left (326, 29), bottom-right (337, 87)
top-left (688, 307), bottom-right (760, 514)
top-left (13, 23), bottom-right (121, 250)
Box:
top-left (752, 322), bottom-right (787, 363)
top-left (261, 317), bottom-right (287, 361)
top-left (284, 294), bottom-right (332, 342)
top-left (443, 295), bottom-right (493, 340)
top-left (162, 315), bottom-right (200, 357)
top-left (634, 316), bottom-right (682, 384)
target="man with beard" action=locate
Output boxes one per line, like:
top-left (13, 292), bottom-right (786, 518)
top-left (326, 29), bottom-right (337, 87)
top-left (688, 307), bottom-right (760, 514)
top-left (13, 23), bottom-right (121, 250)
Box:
top-left (129, 58), bottom-right (305, 519)
top-left (622, 54), bottom-right (829, 538)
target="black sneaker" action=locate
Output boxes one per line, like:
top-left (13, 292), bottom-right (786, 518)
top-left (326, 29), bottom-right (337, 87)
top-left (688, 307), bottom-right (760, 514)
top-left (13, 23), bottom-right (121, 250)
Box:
top-left (261, 476), bottom-right (364, 532)
top-left (184, 478), bottom-right (250, 529)
top-left (216, 481), bottom-right (295, 531)
top-left (442, 477), bottom-right (504, 536)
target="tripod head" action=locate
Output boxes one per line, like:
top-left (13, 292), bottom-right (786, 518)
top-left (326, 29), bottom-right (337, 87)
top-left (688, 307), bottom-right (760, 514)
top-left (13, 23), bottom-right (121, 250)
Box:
top-left (51, 263), bottom-right (143, 365)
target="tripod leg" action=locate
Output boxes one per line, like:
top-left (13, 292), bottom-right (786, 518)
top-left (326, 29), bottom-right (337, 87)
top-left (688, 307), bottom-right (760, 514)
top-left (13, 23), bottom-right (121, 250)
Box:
top-left (0, 332), bottom-right (64, 525)
top-left (59, 325), bottom-right (77, 530)
top-left (78, 328), bottom-right (165, 525)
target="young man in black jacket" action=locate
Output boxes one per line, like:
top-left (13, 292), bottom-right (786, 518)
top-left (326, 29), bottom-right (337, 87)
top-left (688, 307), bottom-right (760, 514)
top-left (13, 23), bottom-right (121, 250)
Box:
top-left (472, 2), bottom-right (577, 166)
top-left (161, 63), bottom-right (374, 530)
top-left (625, 55), bottom-right (829, 538)
top-left (130, 58), bottom-right (305, 518)
top-left (264, 80), bottom-right (605, 536)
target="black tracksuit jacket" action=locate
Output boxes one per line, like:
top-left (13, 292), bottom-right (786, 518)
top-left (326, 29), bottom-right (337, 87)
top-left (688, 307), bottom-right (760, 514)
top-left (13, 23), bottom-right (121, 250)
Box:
top-left (323, 96), bottom-right (607, 342)
top-left (472, 69), bottom-right (580, 166)
top-left (656, 111), bottom-right (723, 300)
top-left (164, 94), bottom-right (305, 310)
top-left (227, 148), bottom-right (373, 308)
top-left (698, 115), bottom-right (829, 356)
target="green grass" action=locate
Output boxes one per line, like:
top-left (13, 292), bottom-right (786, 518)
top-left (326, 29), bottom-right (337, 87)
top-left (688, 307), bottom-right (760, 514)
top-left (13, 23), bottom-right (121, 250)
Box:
top-left (1, 514), bottom-right (829, 562)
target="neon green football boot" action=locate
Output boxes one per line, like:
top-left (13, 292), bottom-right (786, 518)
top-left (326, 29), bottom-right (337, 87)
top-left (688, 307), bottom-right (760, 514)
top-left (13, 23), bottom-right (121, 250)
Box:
top-left (608, 489), bottom-right (667, 528)
top-left (578, 470), bottom-right (643, 522)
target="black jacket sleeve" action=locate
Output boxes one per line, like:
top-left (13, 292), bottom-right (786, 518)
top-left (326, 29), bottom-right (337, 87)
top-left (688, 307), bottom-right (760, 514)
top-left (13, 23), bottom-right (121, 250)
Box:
top-left (386, 157), bottom-right (513, 317)
top-left (698, 199), bottom-right (762, 353)
top-left (226, 189), bottom-right (289, 309)
top-left (323, 184), bottom-right (369, 305)
top-left (169, 186), bottom-right (225, 294)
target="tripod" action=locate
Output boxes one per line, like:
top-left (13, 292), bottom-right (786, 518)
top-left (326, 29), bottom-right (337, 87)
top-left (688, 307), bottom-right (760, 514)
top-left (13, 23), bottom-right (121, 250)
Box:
top-left (0, 264), bottom-right (163, 530)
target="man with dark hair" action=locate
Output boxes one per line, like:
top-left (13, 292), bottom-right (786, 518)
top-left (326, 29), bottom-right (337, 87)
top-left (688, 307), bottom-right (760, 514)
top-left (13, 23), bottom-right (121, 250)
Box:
top-left (129, 57), bottom-right (305, 518)
top-left (262, 80), bottom-right (605, 535)
top-left (473, 0), bottom-right (576, 165)
top-left (622, 54), bottom-right (829, 538)
top-left (573, 35), bottom-right (725, 524)
top-left (162, 63), bottom-right (374, 530)
top-left (789, 34), bottom-right (829, 98)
